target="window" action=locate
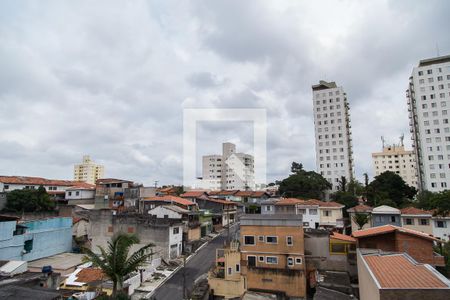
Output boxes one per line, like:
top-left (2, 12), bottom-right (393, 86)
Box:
top-left (295, 257), bottom-right (303, 264)
top-left (298, 209), bottom-right (306, 214)
top-left (309, 209), bottom-right (318, 215)
top-left (236, 264), bottom-right (240, 272)
top-left (258, 256), bottom-right (264, 262)
top-left (258, 236), bottom-right (264, 242)
top-left (244, 236), bottom-right (255, 245)
top-left (266, 256), bottom-right (278, 264)
top-left (173, 227), bottom-right (179, 234)
top-left (420, 219), bottom-right (429, 226)
top-left (68, 191), bottom-right (72, 196)
top-left (436, 220), bottom-right (447, 228)
top-left (323, 210), bottom-right (331, 217)
top-left (24, 239), bottom-right (33, 253)
top-left (228, 267), bottom-right (232, 275)
top-left (266, 236), bottom-right (278, 244)
top-left (405, 218), bottom-right (414, 225)
top-left (287, 257), bottom-right (294, 267)
top-left (287, 236), bottom-right (293, 246)
top-left (75, 191), bottom-right (80, 196)
top-left (330, 242), bottom-right (346, 254)
top-left (390, 216), bottom-right (396, 223)
top-left (4, 185), bottom-right (9, 190)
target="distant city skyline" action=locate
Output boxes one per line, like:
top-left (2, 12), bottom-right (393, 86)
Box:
top-left (0, 1), bottom-right (449, 186)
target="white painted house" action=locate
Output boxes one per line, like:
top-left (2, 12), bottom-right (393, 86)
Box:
top-left (169, 224), bottom-right (183, 259)
top-left (65, 185), bottom-right (96, 201)
top-left (147, 205), bottom-right (190, 219)
top-left (432, 216), bottom-right (450, 241)
top-left (296, 203), bottom-right (321, 229)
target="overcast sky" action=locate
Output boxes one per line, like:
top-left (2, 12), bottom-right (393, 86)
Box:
top-left (1, 0), bottom-right (449, 186)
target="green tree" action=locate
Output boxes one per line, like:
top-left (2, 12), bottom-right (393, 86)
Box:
top-left (4, 185), bottom-right (54, 212)
top-left (83, 233), bottom-right (154, 298)
top-left (431, 190), bottom-right (450, 216)
top-left (332, 192), bottom-right (358, 217)
top-left (352, 213), bottom-right (371, 230)
top-left (346, 179), bottom-right (364, 197)
top-left (338, 176), bottom-right (347, 192)
top-left (435, 240), bottom-right (450, 277)
top-left (366, 171), bottom-right (416, 207)
top-left (290, 162), bottom-right (304, 174)
top-left (415, 190), bottom-right (436, 210)
top-left (279, 162), bottom-right (331, 200)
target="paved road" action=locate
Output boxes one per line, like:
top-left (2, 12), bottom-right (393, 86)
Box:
top-left (151, 223), bottom-right (239, 300)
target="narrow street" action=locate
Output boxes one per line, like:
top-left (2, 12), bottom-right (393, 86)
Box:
top-left (151, 223), bottom-right (239, 300)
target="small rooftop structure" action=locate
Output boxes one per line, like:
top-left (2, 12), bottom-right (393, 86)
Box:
top-left (371, 205), bottom-right (400, 214)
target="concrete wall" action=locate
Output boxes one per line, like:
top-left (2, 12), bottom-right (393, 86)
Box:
top-left (66, 190), bottom-right (95, 200)
top-left (356, 250), bottom-right (380, 300)
top-left (432, 217), bottom-right (450, 241)
top-left (401, 216), bottom-right (433, 234)
top-left (148, 206), bottom-right (182, 219)
top-left (209, 275), bottom-right (246, 299)
top-left (89, 210), bottom-right (178, 260)
top-left (0, 218), bottom-right (72, 261)
top-left (380, 288), bottom-right (450, 299)
top-left (246, 267), bottom-right (306, 298)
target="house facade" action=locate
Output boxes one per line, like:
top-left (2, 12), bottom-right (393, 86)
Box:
top-left (400, 207), bottom-right (433, 234)
top-left (347, 204), bottom-right (373, 232)
top-left (371, 205), bottom-right (401, 227)
top-left (240, 214), bottom-right (306, 299)
top-left (432, 215), bottom-right (450, 241)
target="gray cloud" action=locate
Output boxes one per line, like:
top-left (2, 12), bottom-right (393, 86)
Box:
top-left (0, 0), bottom-right (449, 186)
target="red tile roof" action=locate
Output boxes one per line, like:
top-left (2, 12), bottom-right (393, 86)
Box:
top-left (180, 191), bottom-right (208, 198)
top-left (331, 232), bottom-right (356, 243)
top-left (208, 190), bottom-right (240, 196)
top-left (75, 268), bottom-right (105, 283)
top-left (363, 253), bottom-right (449, 288)
top-left (142, 195), bottom-right (196, 207)
top-left (203, 197), bottom-right (236, 205)
top-left (347, 204), bottom-right (373, 213)
top-left (352, 225), bottom-right (438, 241)
top-left (66, 183), bottom-right (96, 190)
top-left (275, 198), bottom-right (308, 205)
top-left (235, 191), bottom-right (269, 197)
top-left (400, 207), bottom-right (432, 216)
top-left (0, 176), bottom-right (90, 187)
top-left (307, 199), bottom-right (344, 208)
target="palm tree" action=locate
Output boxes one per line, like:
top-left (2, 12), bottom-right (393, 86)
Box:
top-left (84, 233), bottom-right (154, 298)
top-left (352, 213), bottom-right (371, 230)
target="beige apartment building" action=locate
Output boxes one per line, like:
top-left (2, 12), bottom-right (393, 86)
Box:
top-left (372, 143), bottom-right (417, 188)
top-left (73, 155), bottom-right (104, 184)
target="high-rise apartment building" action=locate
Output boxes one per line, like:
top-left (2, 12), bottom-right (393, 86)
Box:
top-left (407, 55), bottom-right (450, 191)
top-left (372, 140), bottom-right (418, 188)
top-left (312, 81), bottom-right (354, 191)
top-left (201, 142), bottom-right (255, 190)
top-left (73, 155), bottom-right (104, 184)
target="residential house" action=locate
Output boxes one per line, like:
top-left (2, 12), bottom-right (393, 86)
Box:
top-left (89, 210), bottom-right (183, 260)
top-left (179, 190), bottom-right (209, 202)
top-left (400, 207), bottom-right (433, 234)
top-left (64, 184), bottom-right (96, 204)
top-left (260, 199), bottom-right (277, 215)
top-left (194, 196), bottom-right (237, 231)
top-left (140, 195), bottom-right (197, 213)
top-left (235, 191), bottom-right (270, 204)
top-left (147, 204), bottom-right (201, 248)
top-left (94, 178), bottom-right (136, 210)
top-left (352, 225), bottom-right (444, 267)
top-left (156, 186), bottom-right (180, 196)
top-left (312, 199), bottom-right (345, 229)
top-left (240, 214), bottom-right (306, 299)
top-left (208, 241), bottom-right (246, 299)
top-left (0, 216), bottom-right (72, 261)
top-left (357, 249), bottom-right (450, 300)
top-left (371, 205), bottom-right (401, 227)
top-left (304, 229), bottom-right (357, 284)
top-left (208, 190), bottom-right (240, 201)
top-left (347, 204), bottom-right (373, 232)
top-left (432, 214), bottom-right (450, 241)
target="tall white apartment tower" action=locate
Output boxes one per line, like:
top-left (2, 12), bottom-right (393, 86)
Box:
top-left (312, 81), bottom-right (354, 191)
top-left (73, 155), bottom-right (104, 184)
top-left (407, 55), bottom-right (450, 192)
top-left (201, 142), bottom-right (255, 190)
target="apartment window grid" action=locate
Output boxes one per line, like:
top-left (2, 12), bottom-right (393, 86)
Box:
top-left (410, 62), bottom-right (450, 191)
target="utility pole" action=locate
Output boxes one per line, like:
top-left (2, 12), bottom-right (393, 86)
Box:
top-left (182, 255), bottom-right (187, 300)
top-left (154, 180), bottom-right (158, 189)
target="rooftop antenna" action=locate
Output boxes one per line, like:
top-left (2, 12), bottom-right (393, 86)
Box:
top-left (400, 134), bottom-right (404, 147)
